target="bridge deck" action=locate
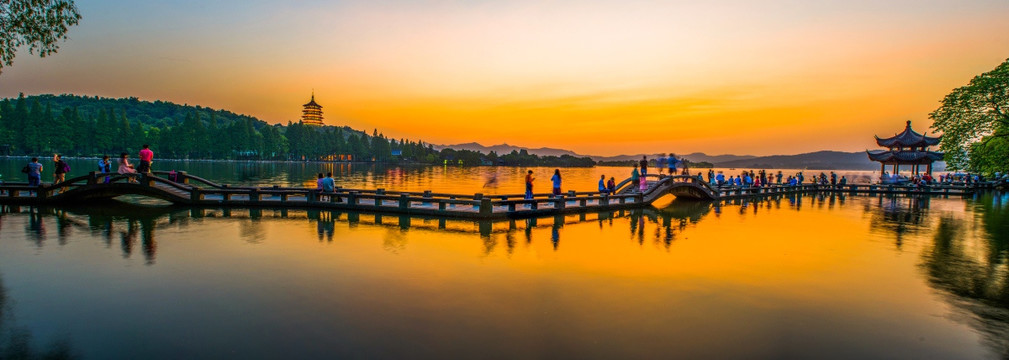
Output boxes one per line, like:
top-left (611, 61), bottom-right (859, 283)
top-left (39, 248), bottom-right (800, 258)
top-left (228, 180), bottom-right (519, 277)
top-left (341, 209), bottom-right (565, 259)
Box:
top-left (0, 171), bottom-right (992, 219)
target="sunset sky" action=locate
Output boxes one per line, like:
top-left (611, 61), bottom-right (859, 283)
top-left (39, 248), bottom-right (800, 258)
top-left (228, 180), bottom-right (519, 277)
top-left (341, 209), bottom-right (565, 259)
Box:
top-left (1, 0), bottom-right (1007, 156)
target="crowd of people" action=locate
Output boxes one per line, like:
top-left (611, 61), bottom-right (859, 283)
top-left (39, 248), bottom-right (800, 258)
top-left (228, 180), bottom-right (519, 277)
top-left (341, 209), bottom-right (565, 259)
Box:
top-left (19, 145), bottom-right (155, 187)
top-left (705, 169), bottom-right (847, 188)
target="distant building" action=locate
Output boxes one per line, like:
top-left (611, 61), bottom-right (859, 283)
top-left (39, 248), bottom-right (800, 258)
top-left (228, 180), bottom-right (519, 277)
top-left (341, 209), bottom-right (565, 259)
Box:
top-left (301, 92), bottom-right (324, 126)
top-left (867, 120), bottom-right (943, 175)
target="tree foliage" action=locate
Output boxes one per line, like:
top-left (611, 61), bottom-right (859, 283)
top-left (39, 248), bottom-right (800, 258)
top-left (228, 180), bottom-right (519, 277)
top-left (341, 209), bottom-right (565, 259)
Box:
top-left (930, 58), bottom-right (1009, 173)
top-left (0, 0), bottom-right (81, 73)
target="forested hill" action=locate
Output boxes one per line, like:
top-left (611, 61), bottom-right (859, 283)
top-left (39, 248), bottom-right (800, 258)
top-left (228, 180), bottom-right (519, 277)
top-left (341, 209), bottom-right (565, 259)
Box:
top-left (22, 94), bottom-right (269, 129)
top-left (0, 94), bottom-right (597, 167)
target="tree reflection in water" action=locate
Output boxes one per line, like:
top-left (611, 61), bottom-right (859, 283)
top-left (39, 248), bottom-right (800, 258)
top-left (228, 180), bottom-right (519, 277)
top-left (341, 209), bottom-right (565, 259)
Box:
top-left (919, 193), bottom-right (1009, 358)
top-left (0, 274), bottom-right (77, 359)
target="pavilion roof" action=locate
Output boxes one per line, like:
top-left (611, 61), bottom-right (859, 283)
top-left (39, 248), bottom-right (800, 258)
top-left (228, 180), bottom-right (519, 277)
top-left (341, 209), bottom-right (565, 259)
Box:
top-left (874, 120), bottom-right (940, 148)
top-left (866, 150), bottom-right (944, 164)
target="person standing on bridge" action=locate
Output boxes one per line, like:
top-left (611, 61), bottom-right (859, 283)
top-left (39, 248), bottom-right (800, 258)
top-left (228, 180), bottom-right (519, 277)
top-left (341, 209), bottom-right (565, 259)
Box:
top-left (667, 153), bottom-right (678, 175)
top-left (25, 157), bottom-right (42, 188)
top-left (639, 156), bottom-right (648, 177)
top-left (138, 144), bottom-right (154, 173)
top-left (639, 168), bottom-right (649, 192)
top-left (322, 172), bottom-right (336, 193)
top-left (551, 169), bottom-right (562, 196)
top-left (524, 170), bottom-right (535, 200)
top-left (98, 155), bottom-right (112, 184)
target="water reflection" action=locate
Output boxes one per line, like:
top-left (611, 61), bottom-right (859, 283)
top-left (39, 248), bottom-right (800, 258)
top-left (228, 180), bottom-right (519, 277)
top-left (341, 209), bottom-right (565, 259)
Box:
top-left (2, 192), bottom-right (1009, 358)
top-left (919, 193), bottom-right (1009, 358)
top-left (0, 274), bottom-right (77, 359)
top-left (868, 196), bottom-right (933, 249)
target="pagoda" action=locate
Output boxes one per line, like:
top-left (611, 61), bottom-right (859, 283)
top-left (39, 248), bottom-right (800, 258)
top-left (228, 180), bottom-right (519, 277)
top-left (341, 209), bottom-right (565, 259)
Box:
top-left (867, 120), bottom-right (943, 176)
top-left (301, 92), bottom-right (324, 126)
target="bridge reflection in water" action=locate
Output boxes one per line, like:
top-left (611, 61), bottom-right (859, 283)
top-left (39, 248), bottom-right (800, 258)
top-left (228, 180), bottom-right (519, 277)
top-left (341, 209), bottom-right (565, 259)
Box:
top-left (1, 191), bottom-right (930, 261)
top-left (0, 201), bottom-right (713, 260)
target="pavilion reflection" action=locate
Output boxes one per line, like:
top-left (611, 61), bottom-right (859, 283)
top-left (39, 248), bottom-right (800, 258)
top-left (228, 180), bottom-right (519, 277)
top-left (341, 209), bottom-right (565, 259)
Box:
top-left (920, 193), bottom-right (1009, 358)
top-left (866, 195), bottom-right (932, 249)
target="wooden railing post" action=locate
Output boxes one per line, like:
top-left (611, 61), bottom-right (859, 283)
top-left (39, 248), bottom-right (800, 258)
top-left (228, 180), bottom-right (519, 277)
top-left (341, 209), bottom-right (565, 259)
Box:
top-left (480, 197), bottom-right (492, 216)
top-left (179, 171), bottom-right (189, 185)
top-left (87, 171), bottom-right (97, 185)
top-left (399, 193), bottom-right (410, 210)
top-left (250, 188), bottom-right (260, 203)
top-left (348, 191), bottom-right (359, 205)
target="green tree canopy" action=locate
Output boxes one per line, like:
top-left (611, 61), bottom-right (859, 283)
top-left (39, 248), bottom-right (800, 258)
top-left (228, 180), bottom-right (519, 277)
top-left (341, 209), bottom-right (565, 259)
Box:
top-left (930, 58), bottom-right (1009, 173)
top-left (0, 0), bottom-right (81, 73)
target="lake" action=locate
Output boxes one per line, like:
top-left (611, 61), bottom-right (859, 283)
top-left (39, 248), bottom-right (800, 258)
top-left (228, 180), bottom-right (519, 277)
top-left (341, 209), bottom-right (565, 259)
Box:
top-left (0, 159), bottom-right (1006, 359)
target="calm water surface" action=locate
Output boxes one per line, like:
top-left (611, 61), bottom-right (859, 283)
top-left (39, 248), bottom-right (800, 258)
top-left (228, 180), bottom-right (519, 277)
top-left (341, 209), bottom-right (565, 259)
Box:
top-left (0, 159), bottom-right (1006, 359)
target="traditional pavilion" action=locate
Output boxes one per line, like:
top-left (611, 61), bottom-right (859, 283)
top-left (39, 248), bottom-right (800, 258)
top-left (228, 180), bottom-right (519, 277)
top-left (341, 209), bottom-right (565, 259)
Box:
top-left (867, 120), bottom-right (943, 176)
top-left (301, 92), bottom-right (324, 126)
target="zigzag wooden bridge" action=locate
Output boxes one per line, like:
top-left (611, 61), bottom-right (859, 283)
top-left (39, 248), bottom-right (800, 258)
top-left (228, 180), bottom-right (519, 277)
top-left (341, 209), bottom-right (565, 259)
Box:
top-left (0, 171), bottom-right (986, 219)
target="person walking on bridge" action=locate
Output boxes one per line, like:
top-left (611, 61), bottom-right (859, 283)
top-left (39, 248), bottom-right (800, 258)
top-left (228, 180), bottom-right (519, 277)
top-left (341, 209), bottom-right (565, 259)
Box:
top-left (137, 144), bottom-right (154, 173)
top-left (53, 154), bottom-right (68, 184)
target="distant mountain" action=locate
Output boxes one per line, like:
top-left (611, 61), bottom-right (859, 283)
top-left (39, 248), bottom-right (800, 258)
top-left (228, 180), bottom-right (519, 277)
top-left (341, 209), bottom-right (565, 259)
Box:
top-left (435, 143), bottom-right (582, 157)
top-left (435, 143), bottom-right (758, 163)
top-left (715, 150), bottom-right (945, 171)
top-left (680, 152), bottom-right (757, 164)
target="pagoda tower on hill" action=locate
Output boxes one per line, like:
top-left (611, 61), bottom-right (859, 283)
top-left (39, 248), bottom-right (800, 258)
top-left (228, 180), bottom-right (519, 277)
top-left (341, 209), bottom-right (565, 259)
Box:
top-left (301, 92), bottom-right (324, 126)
